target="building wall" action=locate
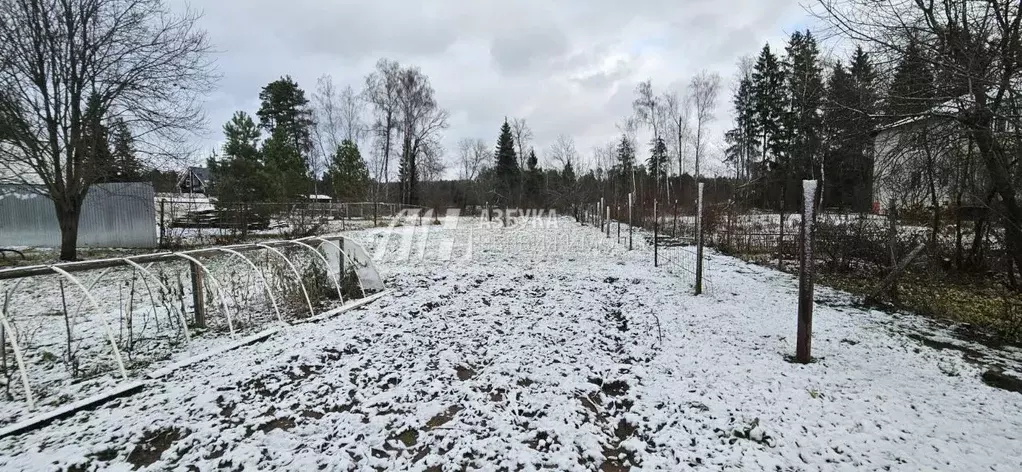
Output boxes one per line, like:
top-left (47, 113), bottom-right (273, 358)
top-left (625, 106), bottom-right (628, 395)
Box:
top-left (872, 117), bottom-right (978, 213)
top-left (0, 182), bottom-right (157, 248)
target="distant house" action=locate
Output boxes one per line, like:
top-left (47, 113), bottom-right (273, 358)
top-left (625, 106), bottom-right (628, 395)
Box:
top-left (871, 99), bottom-right (991, 214)
top-left (178, 166), bottom-right (211, 195)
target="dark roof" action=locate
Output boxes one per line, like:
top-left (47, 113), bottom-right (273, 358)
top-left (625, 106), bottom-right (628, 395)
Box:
top-left (187, 166), bottom-right (211, 183)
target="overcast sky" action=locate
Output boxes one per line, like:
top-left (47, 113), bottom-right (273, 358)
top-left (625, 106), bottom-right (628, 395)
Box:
top-left (180, 0), bottom-right (814, 177)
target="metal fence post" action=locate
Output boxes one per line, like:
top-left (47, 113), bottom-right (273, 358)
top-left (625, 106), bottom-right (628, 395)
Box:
top-left (617, 205), bottom-right (621, 243)
top-left (606, 206), bottom-right (610, 238)
top-left (796, 180), bottom-right (818, 364)
top-left (673, 199), bottom-right (678, 237)
top-left (695, 183), bottom-right (704, 295)
top-left (628, 193), bottom-right (633, 251)
top-left (159, 199), bottom-right (166, 248)
top-left (654, 199), bottom-right (659, 267)
top-left (189, 261), bottom-right (206, 329)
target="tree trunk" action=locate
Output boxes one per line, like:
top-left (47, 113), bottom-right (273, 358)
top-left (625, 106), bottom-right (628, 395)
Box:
top-left (969, 113), bottom-right (1022, 275)
top-left (56, 200), bottom-right (84, 261)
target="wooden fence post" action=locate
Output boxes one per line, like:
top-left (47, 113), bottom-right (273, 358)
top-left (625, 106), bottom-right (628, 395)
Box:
top-left (796, 180), bottom-right (818, 364)
top-left (189, 261), bottom-right (206, 329)
top-left (695, 183), bottom-right (704, 295)
top-left (606, 206), bottom-right (610, 238)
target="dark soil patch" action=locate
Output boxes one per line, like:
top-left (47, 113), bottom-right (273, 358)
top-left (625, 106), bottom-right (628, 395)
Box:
top-left (525, 430), bottom-right (557, 452)
top-left (907, 334), bottom-right (985, 361)
top-left (613, 419), bottom-right (636, 441)
top-left (456, 365), bottom-right (476, 381)
top-left (426, 405), bottom-right (464, 430)
top-left (386, 429), bottom-right (419, 448)
top-left (601, 380), bottom-right (629, 397)
top-left (257, 416), bottom-right (296, 434)
top-left (981, 369), bottom-right (1022, 394)
top-left (126, 427), bottom-right (187, 470)
top-left (600, 446), bottom-right (631, 472)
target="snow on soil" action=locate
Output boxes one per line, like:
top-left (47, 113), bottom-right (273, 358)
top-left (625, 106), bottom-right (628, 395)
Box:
top-left (1, 217), bottom-right (1021, 471)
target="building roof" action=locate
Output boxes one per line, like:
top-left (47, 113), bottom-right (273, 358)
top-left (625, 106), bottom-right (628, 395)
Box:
top-left (186, 166), bottom-right (211, 184)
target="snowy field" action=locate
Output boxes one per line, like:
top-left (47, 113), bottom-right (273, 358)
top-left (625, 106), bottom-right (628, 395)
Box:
top-left (1, 217), bottom-right (1021, 471)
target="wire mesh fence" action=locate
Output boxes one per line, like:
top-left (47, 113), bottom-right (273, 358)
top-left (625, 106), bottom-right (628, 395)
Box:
top-left (154, 197), bottom-right (426, 248)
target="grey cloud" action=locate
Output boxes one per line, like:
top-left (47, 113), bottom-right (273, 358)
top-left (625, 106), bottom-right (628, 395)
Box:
top-left (171, 0), bottom-right (809, 174)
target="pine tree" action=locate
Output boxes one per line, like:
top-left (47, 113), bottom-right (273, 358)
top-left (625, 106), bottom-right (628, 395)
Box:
top-left (615, 134), bottom-right (636, 193)
top-left (263, 127), bottom-right (310, 200)
top-left (208, 111), bottom-right (274, 205)
top-left (324, 140), bottom-right (370, 201)
top-left (257, 76), bottom-right (315, 171)
top-left (493, 119), bottom-right (519, 205)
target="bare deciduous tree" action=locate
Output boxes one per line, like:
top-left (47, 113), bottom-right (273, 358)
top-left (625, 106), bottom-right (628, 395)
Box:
top-left (394, 65), bottom-right (449, 204)
top-left (457, 138), bottom-right (488, 181)
top-left (364, 59), bottom-right (401, 199)
top-left (509, 118), bottom-right (533, 170)
top-left (663, 91), bottom-right (693, 176)
top-left (312, 75), bottom-right (341, 177)
top-left (0, 0), bottom-right (216, 260)
top-left (548, 134), bottom-right (579, 170)
top-left (689, 70), bottom-right (722, 180)
top-left (339, 85), bottom-right (366, 144)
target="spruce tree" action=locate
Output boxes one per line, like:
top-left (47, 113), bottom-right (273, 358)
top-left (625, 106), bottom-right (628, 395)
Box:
top-left (724, 76), bottom-right (760, 180)
top-left (823, 61), bottom-right (857, 208)
top-left (325, 139), bottom-right (370, 201)
top-left (524, 148), bottom-right (542, 207)
top-left (848, 46), bottom-right (878, 210)
top-left (493, 120), bottom-right (519, 205)
top-left (752, 43), bottom-right (787, 164)
top-left (886, 41), bottom-right (935, 119)
top-left (615, 134), bottom-right (635, 193)
top-left (784, 30), bottom-right (825, 181)
top-left (81, 94), bottom-right (114, 182)
top-left (647, 136), bottom-right (668, 180)
top-left (109, 119), bottom-right (143, 182)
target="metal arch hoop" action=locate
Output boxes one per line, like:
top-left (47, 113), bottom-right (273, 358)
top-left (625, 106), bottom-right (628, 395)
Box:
top-left (0, 281), bottom-right (35, 409)
top-left (255, 244), bottom-right (315, 319)
top-left (118, 259), bottom-right (192, 346)
top-left (275, 240), bottom-right (344, 302)
top-left (172, 253), bottom-right (237, 337)
top-left (215, 248), bottom-right (283, 323)
top-left (303, 237), bottom-right (366, 298)
top-left (48, 266), bottom-right (128, 379)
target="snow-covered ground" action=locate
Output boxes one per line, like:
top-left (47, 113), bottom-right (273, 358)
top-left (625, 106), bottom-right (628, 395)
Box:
top-left (1, 217), bottom-right (1020, 471)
